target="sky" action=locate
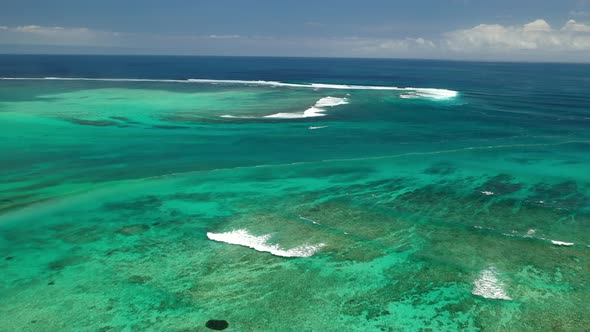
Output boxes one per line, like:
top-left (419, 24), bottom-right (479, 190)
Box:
top-left (1, 0), bottom-right (590, 62)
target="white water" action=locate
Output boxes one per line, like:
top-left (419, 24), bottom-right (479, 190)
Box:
top-left (472, 267), bottom-right (512, 300)
top-left (551, 240), bottom-right (574, 246)
top-left (263, 96), bottom-right (348, 119)
top-left (0, 77), bottom-right (459, 100)
top-left (206, 229), bottom-right (325, 258)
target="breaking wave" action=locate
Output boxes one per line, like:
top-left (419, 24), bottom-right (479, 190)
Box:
top-left (0, 77), bottom-right (458, 100)
top-left (472, 266), bottom-right (512, 300)
top-left (206, 229), bottom-right (325, 258)
top-left (550, 240), bottom-right (574, 246)
top-left (264, 96), bottom-right (348, 119)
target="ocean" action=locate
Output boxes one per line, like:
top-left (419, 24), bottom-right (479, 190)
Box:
top-left (0, 55), bottom-right (589, 331)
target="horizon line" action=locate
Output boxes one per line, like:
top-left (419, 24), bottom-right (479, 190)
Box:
top-left (1, 52), bottom-right (590, 65)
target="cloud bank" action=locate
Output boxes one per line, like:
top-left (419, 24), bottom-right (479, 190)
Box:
top-left (445, 19), bottom-right (590, 53)
top-left (1, 19), bottom-right (590, 61)
top-left (0, 25), bottom-right (121, 46)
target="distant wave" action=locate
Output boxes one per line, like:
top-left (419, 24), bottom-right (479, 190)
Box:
top-left (475, 226), bottom-right (582, 248)
top-left (550, 240), bottom-right (575, 246)
top-left (263, 96), bottom-right (348, 119)
top-left (219, 115), bottom-right (257, 119)
top-left (400, 88), bottom-right (458, 100)
top-left (0, 77), bottom-right (458, 100)
top-left (206, 229), bottom-right (325, 258)
top-left (314, 96), bottom-right (350, 107)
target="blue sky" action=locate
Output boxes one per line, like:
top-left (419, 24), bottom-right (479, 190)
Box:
top-left (1, 0), bottom-right (590, 61)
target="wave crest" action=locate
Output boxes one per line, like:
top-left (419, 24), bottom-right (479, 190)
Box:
top-left (206, 229), bottom-right (325, 258)
top-left (0, 77), bottom-right (458, 100)
top-left (472, 266), bottom-right (512, 300)
top-left (263, 96), bottom-right (348, 119)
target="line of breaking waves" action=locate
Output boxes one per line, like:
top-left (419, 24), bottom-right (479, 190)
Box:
top-left (0, 77), bottom-right (458, 100)
top-left (206, 229), bottom-right (325, 258)
top-left (263, 96), bottom-right (348, 119)
top-left (221, 96), bottom-right (348, 119)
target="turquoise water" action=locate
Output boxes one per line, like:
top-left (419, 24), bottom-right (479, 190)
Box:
top-left (1, 56), bottom-right (589, 331)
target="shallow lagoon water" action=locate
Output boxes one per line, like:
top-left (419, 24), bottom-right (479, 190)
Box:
top-left (0, 56), bottom-right (589, 331)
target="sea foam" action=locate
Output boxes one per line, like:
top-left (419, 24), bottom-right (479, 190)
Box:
top-left (314, 96), bottom-right (350, 107)
top-left (400, 88), bottom-right (459, 100)
top-left (206, 229), bottom-right (325, 258)
top-left (264, 96), bottom-right (348, 119)
top-left (219, 114), bottom-right (257, 119)
top-left (550, 240), bottom-right (574, 246)
top-left (0, 77), bottom-right (458, 100)
top-left (472, 267), bottom-right (512, 300)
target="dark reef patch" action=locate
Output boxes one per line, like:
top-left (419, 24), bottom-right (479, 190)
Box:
top-left (116, 224), bottom-right (150, 236)
top-left (104, 195), bottom-right (162, 212)
top-left (528, 181), bottom-right (588, 210)
top-left (160, 114), bottom-right (202, 123)
top-left (532, 181), bottom-right (578, 198)
top-left (477, 174), bottom-right (523, 195)
top-left (68, 118), bottom-right (118, 127)
top-left (128, 275), bottom-right (152, 284)
top-left (109, 116), bottom-right (130, 121)
top-left (48, 256), bottom-right (86, 271)
top-left (424, 162), bottom-right (456, 176)
top-left (205, 320), bottom-right (229, 330)
top-left (57, 225), bottom-right (104, 244)
top-left (152, 125), bottom-right (191, 130)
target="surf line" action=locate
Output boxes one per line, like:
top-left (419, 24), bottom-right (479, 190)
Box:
top-left (0, 77), bottom-right (458, 99)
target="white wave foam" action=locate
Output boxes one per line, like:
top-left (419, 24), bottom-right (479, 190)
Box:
top-left (551, 240), bottom-right (574, 246)
top-left (308, 126), bottom-right (328, 130)
top-left (220, 114), bottom-right (256, 118)
top-left (314, 96), bottom-right (349, 107)
top-left (206, 229), bottom-right (325, 258)
top-left (400, 88), bottom-right (459, 100)
top-left (264, 106), bottom-right (325, 119)
top-left (0, 77), bottom-right (458, 100)
top-left (472, 267), bottom-right (512, 300)
top-left (414, 88), bottom-right (457, 100)
top-left (263, 112), bottom-right (307, 119)
top-left (494, 228), bottom-right (577, 248)
top-left (400, 93), bottom-right (420, 99)
top-left (481, 191), bottom-right (494, 196)
top-left (264, 96), bottom-right (348, 119)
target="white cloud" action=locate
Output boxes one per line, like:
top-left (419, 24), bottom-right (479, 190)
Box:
top-left (445, 19), bottom-right (590, 52)
top-left (562, 19), bottom-right (590, 32)
top-left (523, 19), bottom-right (552, 32)
top-left (208, 34), bottom-right (240, 39)
top-left (363, 37), bottom-right (436, 53)
top-left (1, 19), bottom-right (589, 61)
top-left (0, 24), bottom-right (121, 46)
